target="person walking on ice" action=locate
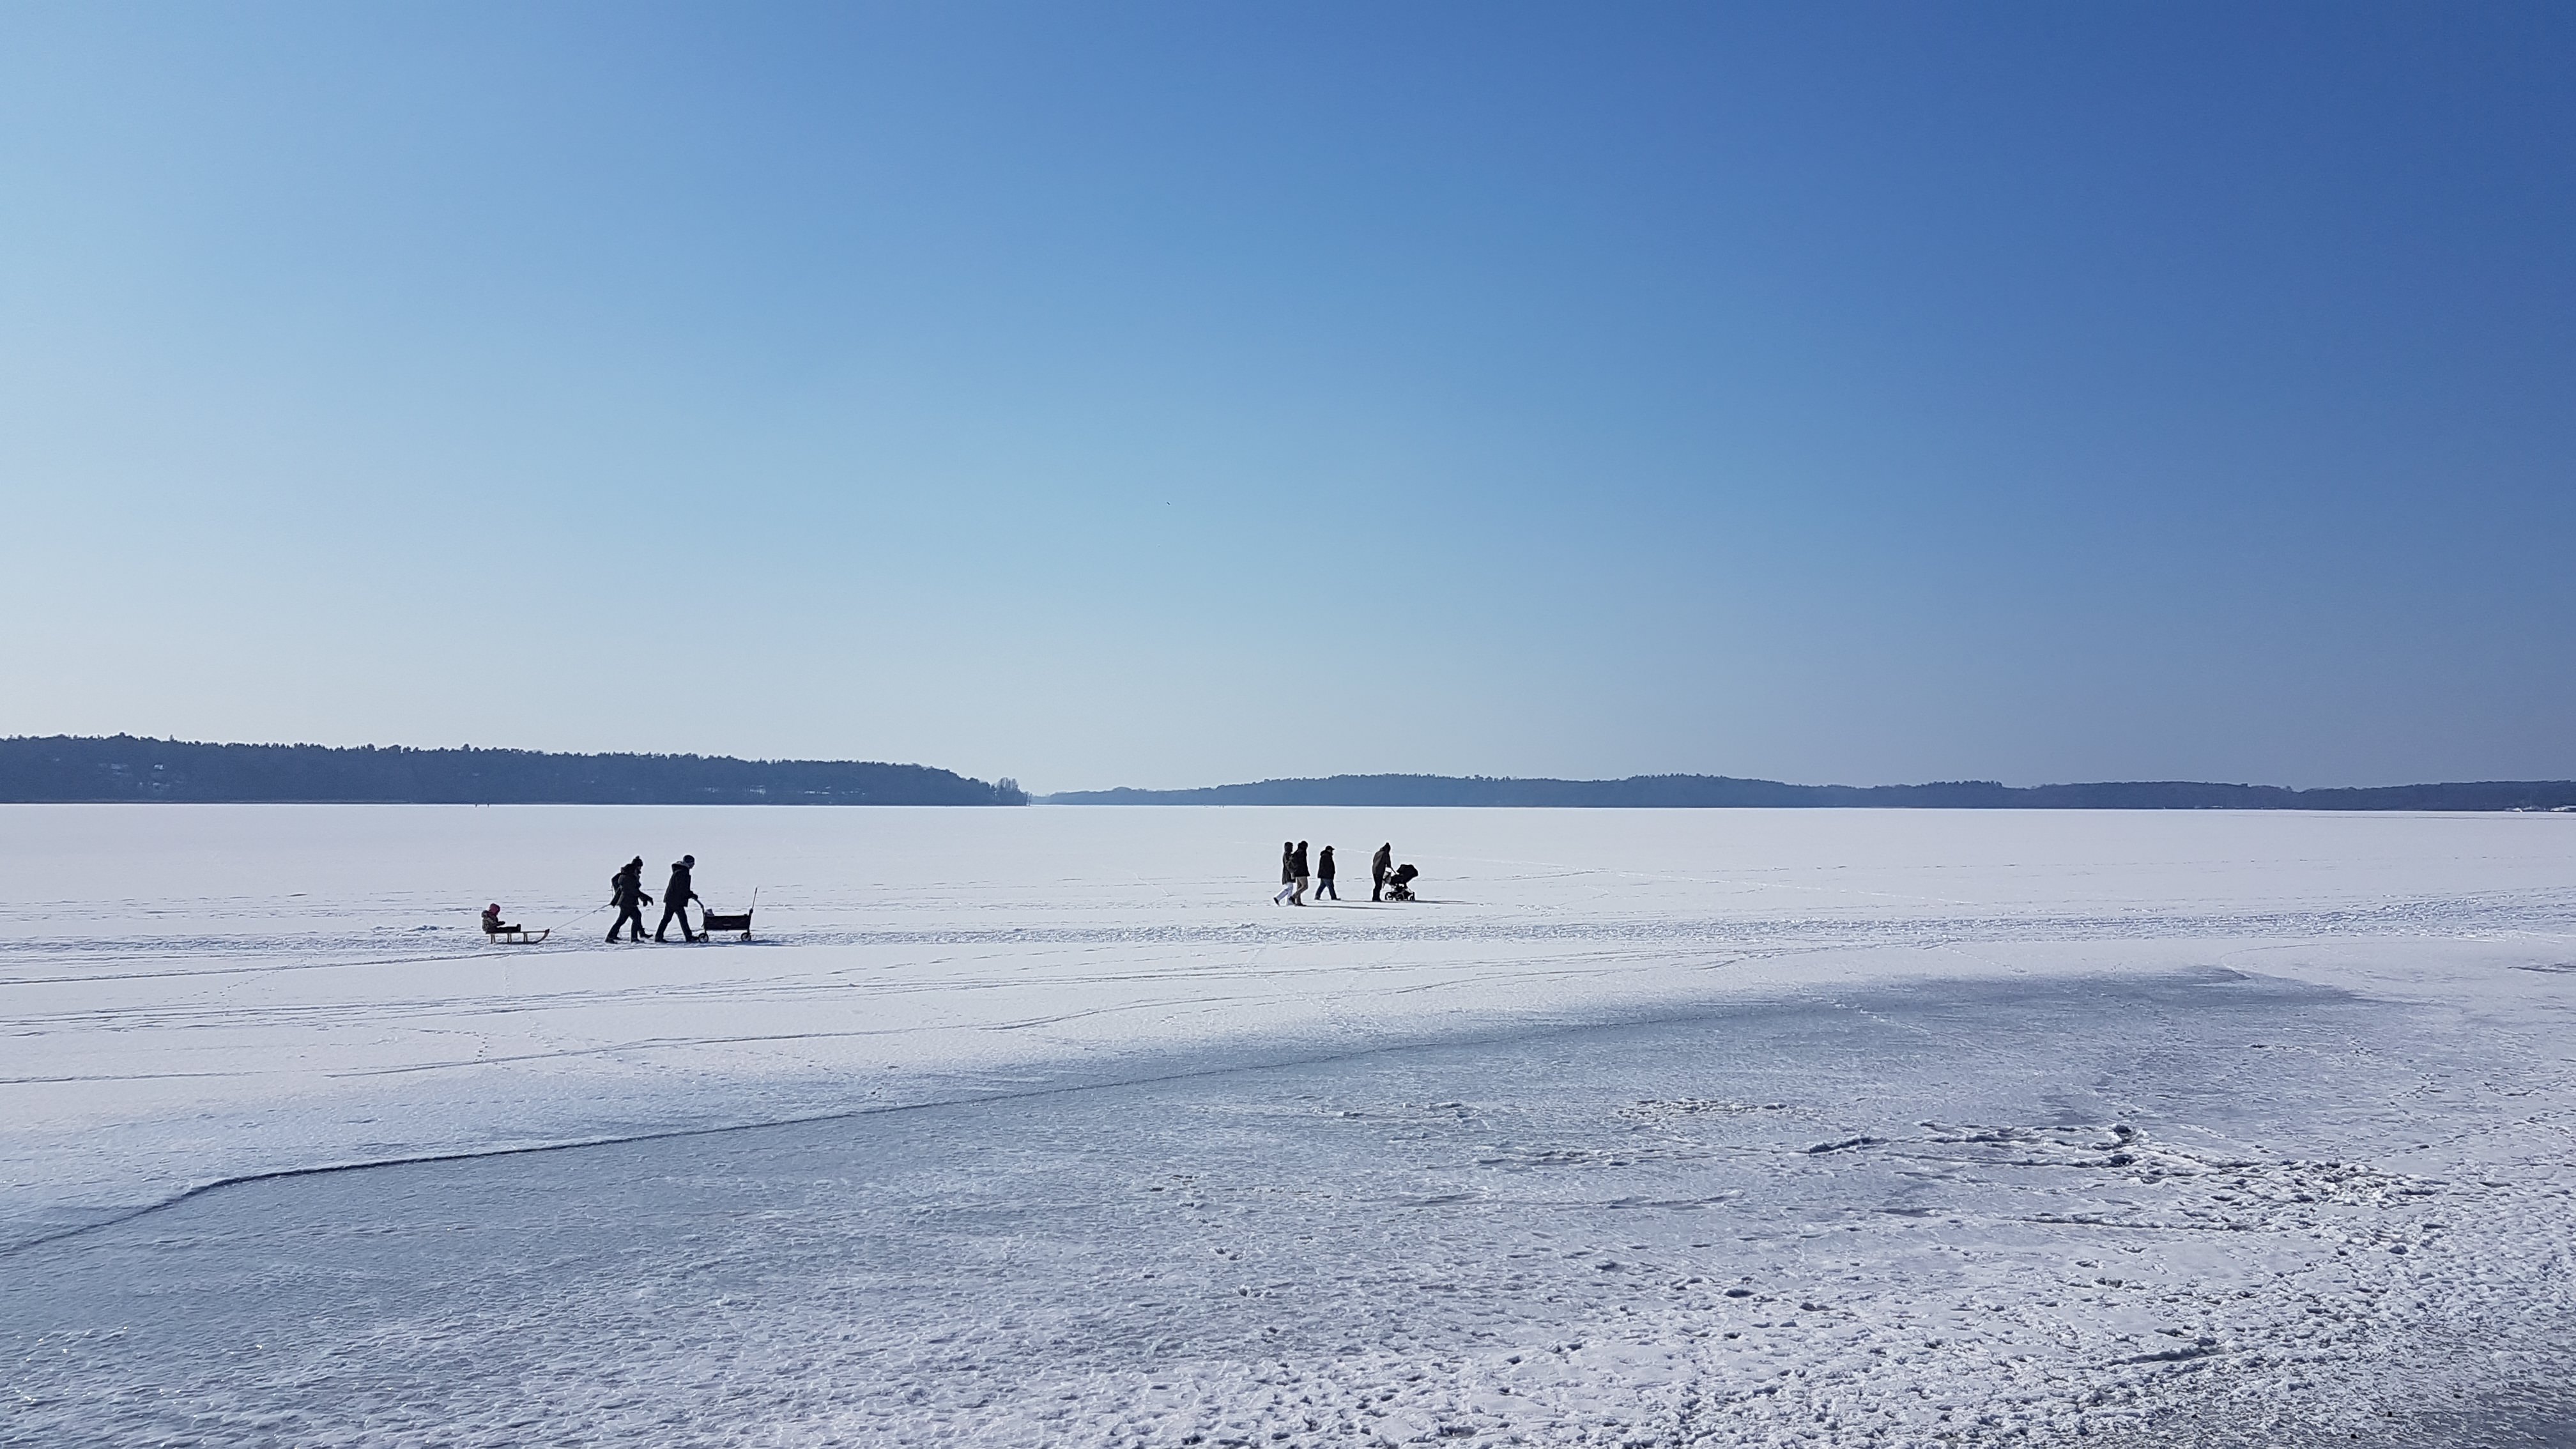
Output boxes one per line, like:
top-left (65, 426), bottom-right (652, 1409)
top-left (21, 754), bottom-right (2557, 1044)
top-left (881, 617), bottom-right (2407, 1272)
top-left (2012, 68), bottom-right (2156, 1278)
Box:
top-left (607, 856), bottom-right (652, 942)
top-left (1273, 841), bottom-right (1300, 905)
top-left (656, 854), bottom-right (702, 942)
top-left (1291, 839), bottom-right (1310, 905)
top-left (1314, 844), bottom-right (1338, 900)
top-left (1371, 841), bottom-right (1393, 902)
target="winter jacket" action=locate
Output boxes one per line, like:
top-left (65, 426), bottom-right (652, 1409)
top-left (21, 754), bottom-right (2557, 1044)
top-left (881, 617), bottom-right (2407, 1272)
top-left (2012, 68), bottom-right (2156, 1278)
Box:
top-left (1317, 847), bottom-right (1336, 880)
top-left (665, 863), bottom-right (695, 905)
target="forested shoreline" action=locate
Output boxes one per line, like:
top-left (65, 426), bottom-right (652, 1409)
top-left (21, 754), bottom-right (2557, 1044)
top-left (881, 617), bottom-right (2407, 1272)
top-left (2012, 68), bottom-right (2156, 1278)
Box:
top-left (1045, 772), bottom-right (2576, 811)
top-left (0, 737), bottom-right (1026, 805)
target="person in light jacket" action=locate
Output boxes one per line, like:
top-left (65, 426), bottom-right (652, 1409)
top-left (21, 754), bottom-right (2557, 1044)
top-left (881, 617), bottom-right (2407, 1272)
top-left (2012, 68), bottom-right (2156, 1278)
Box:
top-left (1273, 842), bottom-right (1299, 905)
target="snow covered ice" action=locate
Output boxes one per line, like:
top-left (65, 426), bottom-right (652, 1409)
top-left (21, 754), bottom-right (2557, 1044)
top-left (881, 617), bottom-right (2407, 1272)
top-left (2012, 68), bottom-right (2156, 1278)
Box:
top-left (4, 805), bottom-right (2575, 1446)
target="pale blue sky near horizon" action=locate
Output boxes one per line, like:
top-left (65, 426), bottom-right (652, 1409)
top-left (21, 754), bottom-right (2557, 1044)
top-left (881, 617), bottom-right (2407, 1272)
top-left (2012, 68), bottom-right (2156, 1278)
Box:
top-left (2, 2), bottom-right (2570, 793)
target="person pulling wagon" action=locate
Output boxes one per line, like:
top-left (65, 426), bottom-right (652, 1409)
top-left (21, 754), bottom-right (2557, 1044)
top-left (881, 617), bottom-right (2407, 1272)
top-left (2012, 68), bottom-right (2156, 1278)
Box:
top-left (657, 854), bottom-right (702, 942)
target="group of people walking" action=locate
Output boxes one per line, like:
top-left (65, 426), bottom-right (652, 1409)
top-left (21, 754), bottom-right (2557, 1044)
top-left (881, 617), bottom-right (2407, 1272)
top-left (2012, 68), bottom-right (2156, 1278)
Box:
top-left (608, 854), bottom-right (705, 942)
top-left (1273, 840), bottom-right (1401, 905)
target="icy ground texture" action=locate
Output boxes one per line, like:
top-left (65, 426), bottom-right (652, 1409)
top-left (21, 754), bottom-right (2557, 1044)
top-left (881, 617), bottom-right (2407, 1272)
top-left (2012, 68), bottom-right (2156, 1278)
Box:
top-left (6, 806), bottom-right (2576, 1445)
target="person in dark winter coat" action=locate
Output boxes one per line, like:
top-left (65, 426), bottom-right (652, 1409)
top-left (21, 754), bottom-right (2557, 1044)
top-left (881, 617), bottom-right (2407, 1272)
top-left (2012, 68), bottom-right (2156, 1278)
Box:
top-left (656, 854), bottom-right (702, 942)
top-left (1291, 841), bottom-right (1310, 905)
top-left (607, 857), bottom-right (652, 942)
top-left (1371, 842), bottom-right (1393, 902)
top-left (1314, 845), bottom-right (1338, 900)
top-left (1273, 842), bottom-right (1299, 905)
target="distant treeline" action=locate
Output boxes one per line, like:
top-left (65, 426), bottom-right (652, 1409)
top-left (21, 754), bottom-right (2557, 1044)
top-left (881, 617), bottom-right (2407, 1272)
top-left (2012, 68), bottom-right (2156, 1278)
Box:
top-left (1042, 773), bottom-right (2576, 811)
top-left (0, 736), bottom-right (1027, 806)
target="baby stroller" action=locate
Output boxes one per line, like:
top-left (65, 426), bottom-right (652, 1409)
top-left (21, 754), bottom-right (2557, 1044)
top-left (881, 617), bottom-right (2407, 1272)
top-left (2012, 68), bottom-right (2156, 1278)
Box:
top-left (1385, 863), bottom-right (1420, 901)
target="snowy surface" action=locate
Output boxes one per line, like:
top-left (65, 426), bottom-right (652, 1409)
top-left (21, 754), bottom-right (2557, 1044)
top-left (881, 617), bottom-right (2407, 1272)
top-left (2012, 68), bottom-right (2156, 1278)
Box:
top-left (5, 804), bottom-right (2576, 1445)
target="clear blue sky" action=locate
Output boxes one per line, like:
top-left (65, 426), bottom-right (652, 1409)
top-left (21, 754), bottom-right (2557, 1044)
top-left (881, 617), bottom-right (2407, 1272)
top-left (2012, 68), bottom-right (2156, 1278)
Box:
top-left (3, 2), bottom-right (2570, 791)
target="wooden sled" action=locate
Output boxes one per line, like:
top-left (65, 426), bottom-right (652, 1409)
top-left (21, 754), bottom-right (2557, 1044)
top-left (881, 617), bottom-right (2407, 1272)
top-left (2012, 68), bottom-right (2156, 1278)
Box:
top-left (482, 922), bottom-right (549, 945)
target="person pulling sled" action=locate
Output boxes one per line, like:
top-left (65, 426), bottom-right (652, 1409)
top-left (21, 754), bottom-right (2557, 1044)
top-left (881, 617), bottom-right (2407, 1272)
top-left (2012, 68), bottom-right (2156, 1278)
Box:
top-left (607, 857), bottom-right (653, 942)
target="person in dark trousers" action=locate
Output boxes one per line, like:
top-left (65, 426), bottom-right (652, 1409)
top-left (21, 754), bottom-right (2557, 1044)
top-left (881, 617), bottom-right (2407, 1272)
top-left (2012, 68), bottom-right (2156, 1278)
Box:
top-left (656, 854), bottom-right (702, 942)
top-left (1273, 841), bottom-right (1298, 905)
top-left (1314, 845), bottom-right (1338, 900)
top-left (1292, 840), bottom-right (1310, 905)
top-left (607, 856), bottom-right (652, 942)
top-left (1371, 842), bottom-right (1393, 902)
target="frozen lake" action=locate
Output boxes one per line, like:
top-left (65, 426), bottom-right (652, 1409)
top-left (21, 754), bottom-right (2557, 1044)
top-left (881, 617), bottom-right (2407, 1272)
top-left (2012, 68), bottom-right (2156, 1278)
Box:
top-left (5, 805), bottom-right (2575, 1445)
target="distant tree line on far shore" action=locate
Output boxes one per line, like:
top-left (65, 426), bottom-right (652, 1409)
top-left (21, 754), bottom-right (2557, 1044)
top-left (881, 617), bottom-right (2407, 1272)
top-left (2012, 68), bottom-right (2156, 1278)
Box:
top-left (0, 737), bottom-right (1027, 806)
top-left (1041, 773), bottom-right (2576, 811)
